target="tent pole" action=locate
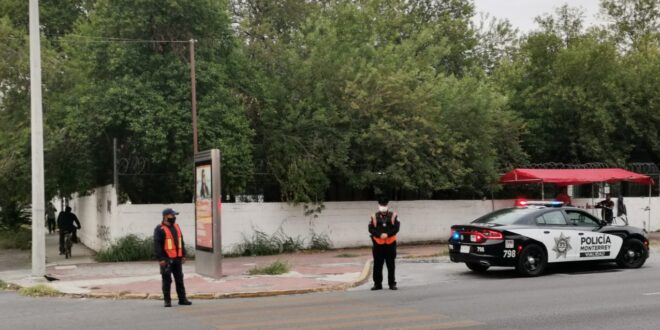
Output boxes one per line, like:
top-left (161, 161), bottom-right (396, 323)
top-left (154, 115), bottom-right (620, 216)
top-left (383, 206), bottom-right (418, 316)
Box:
top-left (649, 185), bottom-right (652, 232)
top-left (490, 188), bottom-right (495, 212)
top-left (541, 182), bottom-right (544, 201)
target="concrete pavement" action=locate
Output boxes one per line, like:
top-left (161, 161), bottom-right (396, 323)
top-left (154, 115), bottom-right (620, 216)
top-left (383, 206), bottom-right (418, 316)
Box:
top-left (3, 230), bottom-right (659, 301)
top-left (0, 232), bottom-right (442, 299)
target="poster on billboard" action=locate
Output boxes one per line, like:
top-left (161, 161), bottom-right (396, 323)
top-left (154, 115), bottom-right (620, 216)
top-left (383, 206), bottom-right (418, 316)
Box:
top-left (195, 164), bottom-right (213, 251)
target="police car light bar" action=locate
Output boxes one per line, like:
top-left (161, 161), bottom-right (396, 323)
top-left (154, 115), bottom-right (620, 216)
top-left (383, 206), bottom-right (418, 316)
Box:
top-left (514, 198), bottom-right (563, 208)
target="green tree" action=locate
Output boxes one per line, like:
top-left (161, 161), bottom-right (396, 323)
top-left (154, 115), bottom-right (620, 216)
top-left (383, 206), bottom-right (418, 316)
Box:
top-left (600, 0), bottom-right (659, 49)
top-left (238, 0), bottom-right (526, 202)
top-left (496, 3), bottom-right (659, 166)
top-left (51, 0), bottom-right (255, 202)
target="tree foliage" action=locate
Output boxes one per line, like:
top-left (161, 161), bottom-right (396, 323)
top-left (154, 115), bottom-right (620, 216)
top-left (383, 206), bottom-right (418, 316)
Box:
top-left (0, 0), bottom-right (656, 208)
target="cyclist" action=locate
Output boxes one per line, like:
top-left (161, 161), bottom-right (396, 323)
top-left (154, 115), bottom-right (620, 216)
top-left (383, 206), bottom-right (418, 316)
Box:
top-left (57, 206), bottom-right (81, 255)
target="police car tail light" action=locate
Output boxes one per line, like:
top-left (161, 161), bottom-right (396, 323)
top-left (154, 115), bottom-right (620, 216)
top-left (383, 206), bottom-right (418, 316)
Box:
top-left (482, 229), bottom-right (503, 240)
top-left (450, 230), bottom-right (460, 241)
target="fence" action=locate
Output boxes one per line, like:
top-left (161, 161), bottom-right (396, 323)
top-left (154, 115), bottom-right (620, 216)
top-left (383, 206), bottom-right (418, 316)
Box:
top-left (65, 185), bottom-right (659, 253)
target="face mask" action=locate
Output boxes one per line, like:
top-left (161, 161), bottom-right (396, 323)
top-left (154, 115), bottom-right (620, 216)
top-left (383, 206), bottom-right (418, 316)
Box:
top-left (378, 206), bottom-right (388, 213)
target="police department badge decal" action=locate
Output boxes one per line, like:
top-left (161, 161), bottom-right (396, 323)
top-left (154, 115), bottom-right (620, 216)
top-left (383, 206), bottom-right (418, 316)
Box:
top-left (552, 232), bottom-right (572, 258)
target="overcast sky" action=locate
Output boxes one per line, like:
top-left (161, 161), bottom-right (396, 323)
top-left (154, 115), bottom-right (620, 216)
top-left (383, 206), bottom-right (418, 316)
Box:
top-left (472, 0), bottom-right (605, 33)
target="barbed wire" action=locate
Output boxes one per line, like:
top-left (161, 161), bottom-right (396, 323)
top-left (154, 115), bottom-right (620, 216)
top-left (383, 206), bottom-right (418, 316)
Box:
top-left (523, 162), bottom-right (659, 175)
top-left (526, 162), bottom-right (610, 169)
top-left (627, 163), bottom-right (660, 175)
top-left (117, 156), bottom-right (149, 175)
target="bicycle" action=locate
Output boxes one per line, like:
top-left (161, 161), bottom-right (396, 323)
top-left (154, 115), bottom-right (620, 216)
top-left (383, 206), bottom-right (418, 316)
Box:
top-left (63, 231), bottom-right (73, 259)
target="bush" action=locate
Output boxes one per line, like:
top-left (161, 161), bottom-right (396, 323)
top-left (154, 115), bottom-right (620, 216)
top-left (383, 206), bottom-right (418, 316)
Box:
top-left (233, 229), bottom-right (304, 256)
top-left (308, 232), bottom-right (332, 251)
top-left (247, 260), bottom-right (290, 275)
top-left (95, 235), bottom-right (155, 262)
top-left (0, 228), bottom-right (31, 250)
top-left (0, 201), bottom-right (31, 230)
top-left (18, 284), bottom-right (61, 297)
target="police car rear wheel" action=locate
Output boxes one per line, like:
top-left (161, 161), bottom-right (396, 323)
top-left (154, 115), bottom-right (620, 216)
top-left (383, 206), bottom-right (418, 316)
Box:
top-left (466, 262), bottom-right (489, 273)
top-left (516, 244), bottom-right (546, 277)
top-left (616, 238), bottom-right (647, 269)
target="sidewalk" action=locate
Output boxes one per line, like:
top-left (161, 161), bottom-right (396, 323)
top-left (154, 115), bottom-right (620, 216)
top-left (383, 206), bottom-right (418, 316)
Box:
top-left (0, 235), bottom-right (442, 300)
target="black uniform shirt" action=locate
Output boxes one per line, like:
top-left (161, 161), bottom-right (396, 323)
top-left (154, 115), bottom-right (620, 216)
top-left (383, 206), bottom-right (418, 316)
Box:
top-left (368, 211), bottom-right (400, 240)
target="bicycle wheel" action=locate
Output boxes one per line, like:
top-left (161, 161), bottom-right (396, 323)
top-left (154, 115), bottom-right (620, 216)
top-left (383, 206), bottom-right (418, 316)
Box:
top-left (65, 235), bottom-right (72, 259)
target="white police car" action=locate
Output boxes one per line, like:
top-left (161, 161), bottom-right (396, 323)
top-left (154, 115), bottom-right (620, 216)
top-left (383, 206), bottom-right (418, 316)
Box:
top-left (448, 201), bottom-right (649, 276)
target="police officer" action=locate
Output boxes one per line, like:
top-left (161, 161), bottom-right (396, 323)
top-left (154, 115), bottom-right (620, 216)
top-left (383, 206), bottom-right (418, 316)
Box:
top-left (368, 197), bottom-right (400, 290)
top-left (154, 208), bottom-right (192, 307)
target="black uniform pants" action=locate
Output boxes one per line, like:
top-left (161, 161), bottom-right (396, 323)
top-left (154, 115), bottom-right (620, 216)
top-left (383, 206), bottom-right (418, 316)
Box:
top-left (47, 218), bottom-right (56, 234)
top-left (161, 259), bottom-right (187, 302)
top-left (372, 243), bottom-right (396, 287)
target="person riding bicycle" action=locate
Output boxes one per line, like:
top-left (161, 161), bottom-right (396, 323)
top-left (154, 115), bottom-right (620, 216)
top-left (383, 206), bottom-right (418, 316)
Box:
top-left (58, 206), bottom-right (81, 255)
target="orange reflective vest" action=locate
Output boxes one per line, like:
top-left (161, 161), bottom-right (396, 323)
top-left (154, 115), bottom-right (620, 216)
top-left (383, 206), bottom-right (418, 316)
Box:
top-left (371, 212), bottom-right (397, 245)
top-left (161, 223), bottom-right (183, 258)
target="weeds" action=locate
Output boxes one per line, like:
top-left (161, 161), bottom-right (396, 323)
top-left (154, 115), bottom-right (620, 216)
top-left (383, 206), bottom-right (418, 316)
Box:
top-left (0, 228), bottom-right (31, 250)
top-left (336, 253), bottom-right (360, 258)
top-left (18, 284), bottom-right (61, 297)
top-left (95, 235), bottom-right (155, 262)
top-left (308, 232), bottom-right (332, 250)
top-left (247, 260), bottom-right (290, 275)
top-left (233, 229), bottom-right (304, 256)
top-left (0, 279), bottom-right (17, 290)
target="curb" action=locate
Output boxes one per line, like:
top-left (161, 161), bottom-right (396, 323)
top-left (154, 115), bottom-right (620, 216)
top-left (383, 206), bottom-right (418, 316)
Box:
top-left (3, 260), bottom-right (374, 300)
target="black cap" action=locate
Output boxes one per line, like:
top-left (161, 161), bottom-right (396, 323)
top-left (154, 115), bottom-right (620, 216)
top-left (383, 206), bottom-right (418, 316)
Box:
top-left (377, 196), bottom-right (389, 206)
top-left (162, 208), bottom-right (179, 216)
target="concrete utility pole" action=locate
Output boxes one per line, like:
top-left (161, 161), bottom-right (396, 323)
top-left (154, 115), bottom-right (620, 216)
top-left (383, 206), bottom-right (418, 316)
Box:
top-left (190, 39), bottom-right (198, 154)
top-left (29, 0), bottom-right (46, 276)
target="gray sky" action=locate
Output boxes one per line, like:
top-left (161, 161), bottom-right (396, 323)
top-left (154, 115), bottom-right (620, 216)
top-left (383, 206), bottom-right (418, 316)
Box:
top-left (472, 0), bottom-right (605, 33)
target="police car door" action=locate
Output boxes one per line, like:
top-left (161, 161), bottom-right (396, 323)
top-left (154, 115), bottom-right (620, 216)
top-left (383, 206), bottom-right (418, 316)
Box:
top-left (564, 209), bottom-right (623, 261)
top-left (532, 210), bottom-right (581, 262)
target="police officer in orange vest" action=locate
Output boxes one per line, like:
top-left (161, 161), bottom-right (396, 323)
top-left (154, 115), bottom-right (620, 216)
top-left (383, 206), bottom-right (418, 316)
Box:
top-left (154, 208), bottom-right (192, 307)
top-left (369, 197), bottom-right (400, 290)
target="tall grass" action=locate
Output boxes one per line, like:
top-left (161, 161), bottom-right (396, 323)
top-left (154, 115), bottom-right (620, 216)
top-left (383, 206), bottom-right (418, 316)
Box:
top-left (0, 228), bottom-right (31, 250)
top-left (233, 230), bottom-right (304, 256)
top-left (308, 232), bottom-right (333, 250)
top-left (95, 235), bottom-right (155, 262)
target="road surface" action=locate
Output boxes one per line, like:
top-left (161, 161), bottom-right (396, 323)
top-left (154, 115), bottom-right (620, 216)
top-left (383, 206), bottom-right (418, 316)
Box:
top-left (3, 254), bottom-right (660, 329)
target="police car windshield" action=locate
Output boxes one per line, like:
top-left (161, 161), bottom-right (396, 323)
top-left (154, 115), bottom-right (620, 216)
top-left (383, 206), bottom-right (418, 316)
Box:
top-left (471, 208), bottom-right (536, 225)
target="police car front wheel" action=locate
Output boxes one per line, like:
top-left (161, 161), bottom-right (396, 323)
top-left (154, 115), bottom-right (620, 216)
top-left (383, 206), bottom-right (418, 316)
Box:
top-left (616, 238), bottom-right (647, 269)
top-left (516, 244), bottom-right (547, 277)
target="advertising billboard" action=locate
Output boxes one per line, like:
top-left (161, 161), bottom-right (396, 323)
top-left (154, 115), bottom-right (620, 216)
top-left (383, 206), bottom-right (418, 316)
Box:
top-left (195, 163), bottom-right (213, 251)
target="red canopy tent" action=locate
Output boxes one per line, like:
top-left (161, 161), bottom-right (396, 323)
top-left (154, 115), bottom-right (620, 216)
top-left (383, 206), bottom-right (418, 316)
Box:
top-left (499, 168), bottom-right (655, 186)
top-left (499, 168), bottom-right (655, 229)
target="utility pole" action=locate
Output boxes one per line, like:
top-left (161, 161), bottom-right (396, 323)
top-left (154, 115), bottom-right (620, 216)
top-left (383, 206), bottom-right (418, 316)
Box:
top-left (190, 39), bottom-right (198, 154)
top-left (113, 138), bottom-right (118, 191)
top-left (29, 0), bottom-right (46, 277)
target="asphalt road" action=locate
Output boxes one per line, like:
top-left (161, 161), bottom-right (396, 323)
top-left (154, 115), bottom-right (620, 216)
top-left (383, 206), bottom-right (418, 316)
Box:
top-left (3, 254), bottom-right (660, 330)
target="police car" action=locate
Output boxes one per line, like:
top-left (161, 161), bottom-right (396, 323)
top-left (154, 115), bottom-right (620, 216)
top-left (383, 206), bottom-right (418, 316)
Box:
top-left (448, 200), bottom-right (649, 276)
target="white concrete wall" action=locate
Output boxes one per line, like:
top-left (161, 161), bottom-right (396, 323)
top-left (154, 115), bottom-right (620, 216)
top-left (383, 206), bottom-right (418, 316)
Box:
top-left (70, 187), bottom-right (660, 253)
top-left (573, 197), bottom-right (659, 230)
top-left (68, 185), bottom-right (117, 251)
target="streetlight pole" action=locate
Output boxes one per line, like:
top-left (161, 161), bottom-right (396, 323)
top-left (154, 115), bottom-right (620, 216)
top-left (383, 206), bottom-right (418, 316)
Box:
top-left (190, 39), bottom-right (198, 154)
top-left (28, 0), bottom-right (46, 277)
